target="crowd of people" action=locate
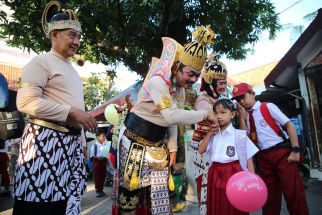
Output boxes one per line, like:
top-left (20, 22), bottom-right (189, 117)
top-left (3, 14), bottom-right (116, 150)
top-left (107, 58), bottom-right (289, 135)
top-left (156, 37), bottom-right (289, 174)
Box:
top-left (0, 1), bottom-right (310, 215)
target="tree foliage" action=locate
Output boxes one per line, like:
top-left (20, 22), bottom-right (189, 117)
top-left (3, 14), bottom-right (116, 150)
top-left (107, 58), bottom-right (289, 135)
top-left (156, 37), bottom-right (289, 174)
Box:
top-left (84, 71), bottom-right (119, 111)
top-left (0, 0), bottom-right (280, 77)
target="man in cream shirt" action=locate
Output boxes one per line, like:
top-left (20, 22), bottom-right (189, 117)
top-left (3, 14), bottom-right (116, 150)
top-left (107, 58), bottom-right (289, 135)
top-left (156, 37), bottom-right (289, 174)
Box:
top-left (13, 1), bottom-right (97, 215)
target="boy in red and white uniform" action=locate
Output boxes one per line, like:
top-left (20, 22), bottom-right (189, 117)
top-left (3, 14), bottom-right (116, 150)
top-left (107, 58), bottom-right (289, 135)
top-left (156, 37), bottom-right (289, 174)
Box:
top-left (232, 82), bottom-right (308, 215)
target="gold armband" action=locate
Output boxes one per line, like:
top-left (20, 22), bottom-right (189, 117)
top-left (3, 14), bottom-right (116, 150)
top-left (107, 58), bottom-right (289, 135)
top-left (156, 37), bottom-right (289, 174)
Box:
top-left (156, 95), bottom-right (174, 111)
top-left (18, 81), bottom-right (40, 88)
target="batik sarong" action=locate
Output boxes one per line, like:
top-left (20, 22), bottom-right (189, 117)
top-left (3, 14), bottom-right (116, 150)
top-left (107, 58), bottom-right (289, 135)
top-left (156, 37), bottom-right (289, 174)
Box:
top-left (14, 122), bottom-right (86, 215)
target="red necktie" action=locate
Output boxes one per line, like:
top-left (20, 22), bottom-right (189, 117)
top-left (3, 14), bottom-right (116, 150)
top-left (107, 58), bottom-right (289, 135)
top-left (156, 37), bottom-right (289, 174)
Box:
top-left (249, 109), bottom-right (258, 145)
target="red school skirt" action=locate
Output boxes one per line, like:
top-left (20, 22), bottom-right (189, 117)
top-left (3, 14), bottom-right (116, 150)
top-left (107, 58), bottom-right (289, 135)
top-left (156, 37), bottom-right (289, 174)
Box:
top-left (207, 161), bottom-right (248, 215)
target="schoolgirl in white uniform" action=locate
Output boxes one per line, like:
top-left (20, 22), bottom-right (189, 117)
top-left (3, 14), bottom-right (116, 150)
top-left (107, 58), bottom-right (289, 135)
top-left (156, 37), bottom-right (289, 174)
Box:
top-left (198, 98), bottom-right (258, 215)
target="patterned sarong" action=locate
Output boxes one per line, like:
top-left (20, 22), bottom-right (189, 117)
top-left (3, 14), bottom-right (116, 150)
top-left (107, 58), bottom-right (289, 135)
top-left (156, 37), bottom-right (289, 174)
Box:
top-left (14, 122), bottom-right (86, 215)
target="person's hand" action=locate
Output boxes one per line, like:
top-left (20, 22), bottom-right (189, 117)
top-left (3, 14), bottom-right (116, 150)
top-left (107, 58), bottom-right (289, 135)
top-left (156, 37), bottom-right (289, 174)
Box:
top-left (125, 94), bottom-right (133, 111)
top-left (236, 103), bottom-right (247, 120)
top-left (206, 122), bottom-right (219, 136)
top-left (169, 151), bottom-right (176, 167)
top-left (67, 107), bottom-right (97, 133)
top-left (287, 152), bottom-right (300, 163)
top-left (206, 111), bottom-right (217, 124)
top-left (115, 105), bottom-right (123, 114)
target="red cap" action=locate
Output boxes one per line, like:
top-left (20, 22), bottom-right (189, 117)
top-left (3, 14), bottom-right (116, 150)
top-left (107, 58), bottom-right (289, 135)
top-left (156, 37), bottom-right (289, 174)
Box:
top-left (231, 83), bottom-right (253, 99)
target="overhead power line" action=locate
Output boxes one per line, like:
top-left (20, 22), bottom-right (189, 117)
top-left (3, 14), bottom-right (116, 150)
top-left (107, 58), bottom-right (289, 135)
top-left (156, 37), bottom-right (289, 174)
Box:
top-left (277, 0), bottom-right (304, 15)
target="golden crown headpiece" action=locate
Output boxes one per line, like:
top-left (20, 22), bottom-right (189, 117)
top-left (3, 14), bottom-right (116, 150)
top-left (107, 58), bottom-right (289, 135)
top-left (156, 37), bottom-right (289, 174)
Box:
top-left (42, 1), bottom-right (82, 38)
top-left (178, 25), bottom-right (215, 71)
top-left (202, 52), bottom-right (227, 84)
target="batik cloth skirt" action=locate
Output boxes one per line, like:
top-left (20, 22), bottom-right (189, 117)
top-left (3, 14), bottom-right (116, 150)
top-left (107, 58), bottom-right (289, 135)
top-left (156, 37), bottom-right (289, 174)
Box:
top-left (191, 140), bottom-right (210, 215)
top-left (207, 161), bottom-right (248, 215)
top-left (14, 122), bottom-right (86, 215)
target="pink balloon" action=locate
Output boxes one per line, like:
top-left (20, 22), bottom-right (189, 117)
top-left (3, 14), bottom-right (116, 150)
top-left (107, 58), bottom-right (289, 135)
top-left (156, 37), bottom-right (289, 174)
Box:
top-left (226, 171), bottom-right (267, 212)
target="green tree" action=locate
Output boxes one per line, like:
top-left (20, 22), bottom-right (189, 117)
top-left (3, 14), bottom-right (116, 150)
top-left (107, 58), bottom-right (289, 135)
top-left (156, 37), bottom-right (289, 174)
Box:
top-left (84, 71), bottom-right (119, 111)
top-left (0, 0), bottom-right (280, 77)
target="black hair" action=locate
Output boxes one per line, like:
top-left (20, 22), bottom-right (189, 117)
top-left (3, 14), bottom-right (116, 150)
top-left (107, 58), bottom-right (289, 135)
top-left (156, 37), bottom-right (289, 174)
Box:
top-left (213, 98), bottom-right (236, 112)
top-left (95, 129), bottom-right (106, 137)
top-left (106, 125), bottom-right (114, 141)
top-left (171, 61), bottom-right (185, 72)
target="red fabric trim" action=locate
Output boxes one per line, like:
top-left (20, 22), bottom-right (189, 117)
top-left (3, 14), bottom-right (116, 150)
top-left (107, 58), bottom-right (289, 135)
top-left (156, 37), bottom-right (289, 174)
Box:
top-left (200, 82), bottom-right (205, 91)
top-left (154, 74), bottom-right (172, 87)
top-left (154, 74), bottom-right (173, 95)
top-left (196, 175), bottom-right (202, 206)
top-left (260, 102), bottom-right (282, 136)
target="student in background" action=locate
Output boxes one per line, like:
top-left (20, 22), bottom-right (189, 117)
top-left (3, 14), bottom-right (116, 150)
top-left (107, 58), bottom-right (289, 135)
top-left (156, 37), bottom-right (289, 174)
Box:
top-left (90, 130), bottom-right (107, 197)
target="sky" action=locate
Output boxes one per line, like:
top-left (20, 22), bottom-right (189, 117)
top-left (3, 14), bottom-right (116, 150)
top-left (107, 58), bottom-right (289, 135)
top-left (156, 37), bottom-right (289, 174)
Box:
top-left (223, 0), bottom-right (322, 75)
top-left (1, 1), bottom-right (322, 90)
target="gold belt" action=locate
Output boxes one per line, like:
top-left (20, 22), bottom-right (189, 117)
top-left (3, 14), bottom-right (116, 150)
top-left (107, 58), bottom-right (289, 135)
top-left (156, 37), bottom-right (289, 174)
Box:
top-left (124, 129), bottom-right (163, 147)
top-left (28, 119), bottom-right (69, 133)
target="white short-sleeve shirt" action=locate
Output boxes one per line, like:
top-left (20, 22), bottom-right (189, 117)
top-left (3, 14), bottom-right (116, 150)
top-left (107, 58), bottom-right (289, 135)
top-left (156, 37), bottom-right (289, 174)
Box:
top-left (247, 101), bottom-right (290, 150)
top-left (90, 141), bottom-right (106, 158)
top-left (206, 124), bottom-right (259, 163)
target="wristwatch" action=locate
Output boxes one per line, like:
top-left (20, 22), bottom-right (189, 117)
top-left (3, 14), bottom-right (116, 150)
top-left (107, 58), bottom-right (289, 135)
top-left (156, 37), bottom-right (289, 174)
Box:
top-left (291, 146), bottom-right (300, 153)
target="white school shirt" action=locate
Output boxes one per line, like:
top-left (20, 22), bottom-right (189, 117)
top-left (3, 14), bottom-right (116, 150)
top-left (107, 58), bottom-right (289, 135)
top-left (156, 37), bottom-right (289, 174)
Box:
top-left (247, 101), bottom-right (290, 150)
top-left (90, 141), bottom-right (106, 158)
top-left (206, 124), bottom-right (258, 163)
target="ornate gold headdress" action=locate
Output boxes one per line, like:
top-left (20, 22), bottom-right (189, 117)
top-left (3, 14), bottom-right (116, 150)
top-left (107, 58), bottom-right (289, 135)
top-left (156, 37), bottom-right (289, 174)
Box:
top-left (178, 25), bottom-right (215, 71)
top-left (42, 1), bottom-right (82, 38)
top-left (139, 26), bottom-right (214, 99)
top-left (202, 52), bottom-right (227, 84)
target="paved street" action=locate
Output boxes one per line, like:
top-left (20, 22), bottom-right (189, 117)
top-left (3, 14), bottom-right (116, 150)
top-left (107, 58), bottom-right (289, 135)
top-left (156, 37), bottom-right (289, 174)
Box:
top-left (1, 178), bottom-right (322, 215)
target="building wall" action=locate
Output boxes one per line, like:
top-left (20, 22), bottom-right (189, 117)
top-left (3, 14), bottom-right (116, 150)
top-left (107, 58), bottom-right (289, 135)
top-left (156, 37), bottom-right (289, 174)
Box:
top-left (0, 63), bottom-right (22, 91)
top-left (228, 61), bottom-right (279, 94)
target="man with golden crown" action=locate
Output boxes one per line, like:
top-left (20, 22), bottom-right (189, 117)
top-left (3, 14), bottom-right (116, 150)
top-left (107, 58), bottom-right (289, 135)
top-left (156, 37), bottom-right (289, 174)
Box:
top-left (191, 53), bottom-right (228, 215)
top-left (13, 1), bottom-right (97, 215)
top-left (113, 25), bottom-right (217, 215)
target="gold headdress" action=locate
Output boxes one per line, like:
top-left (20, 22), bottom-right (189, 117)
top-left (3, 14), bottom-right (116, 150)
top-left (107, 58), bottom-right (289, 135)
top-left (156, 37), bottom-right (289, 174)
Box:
top-left (139, 26), bottom-right (214, 99)
top-left (202, 52), bottom-right (227, 84)
top-left (178, 25), bottom-right (215, 71)
top-left (42, 1), bottom-right (82, 38)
